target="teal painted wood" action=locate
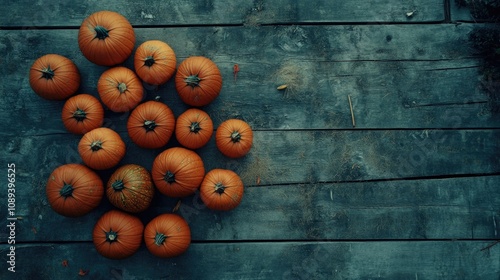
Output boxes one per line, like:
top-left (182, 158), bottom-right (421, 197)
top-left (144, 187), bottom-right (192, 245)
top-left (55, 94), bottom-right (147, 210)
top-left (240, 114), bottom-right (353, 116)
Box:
top-left (4, 241), bottom-right (499, 279)
top-left (0, 0), bottom-right (444, 27)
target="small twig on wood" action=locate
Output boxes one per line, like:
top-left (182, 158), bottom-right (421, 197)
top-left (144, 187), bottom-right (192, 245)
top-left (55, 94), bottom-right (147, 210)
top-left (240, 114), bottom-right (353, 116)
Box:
top-left (480, 240), bottom-right (500, 251)
top-left (172, 200), bottom-right (182, 213)
top-left (348, 95), bottom-right (356, 127)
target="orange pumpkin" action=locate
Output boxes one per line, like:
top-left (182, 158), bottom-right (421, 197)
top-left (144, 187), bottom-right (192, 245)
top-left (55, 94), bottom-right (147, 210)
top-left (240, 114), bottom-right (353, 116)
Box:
top-left (78, 127), bottom-right (126, 170)
top-left (97, 67), bottom-right (144, 113)
top-left (151, 147), bottom-right (205, 197)
top-left (106, 164), bottom-right (154, 213)
top-left (134, 40), bottom-right (177, 85)
top-left (93, 210), bottom-right (144, 259)
top-left (127, 101), bottom-right (175, 149)
top-left (175, 108), bottom-right (213, 150)
top-left (29, 54), bottom-right (80, 100)
top-left (215, 119), bottom-right (253, 158)
top-left (175, 56), bottom-right (222, 107)
top-left (61, 94), bottom-right (104, 134)
top-left (144, 214), bottom-right (191, 258)
top-left (200, 169), bottom-right (244, 211)
top-left (46, 164), bottom-right (103, 217)
top-left (78, 11), bottom-right (135, 66)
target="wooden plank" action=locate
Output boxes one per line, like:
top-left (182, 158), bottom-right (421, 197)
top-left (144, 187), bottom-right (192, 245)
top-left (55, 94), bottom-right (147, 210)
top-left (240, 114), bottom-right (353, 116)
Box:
top-left (450, 0), bottom-right (499, 22)
top-left (2, 24), bottom-right (498, 134)
top-left (2, 153), bottom-right (499, 243)
top-left (5, 241), bottom-right (500, 279)
top-left (2, 129), bottom-right (499, 187)
top-left (0, 0), bottom-right (444, 27)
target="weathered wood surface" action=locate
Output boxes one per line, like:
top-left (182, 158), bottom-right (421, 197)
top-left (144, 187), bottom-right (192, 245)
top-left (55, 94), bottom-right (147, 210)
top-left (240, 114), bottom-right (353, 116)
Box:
top-left (2, 175), bottom-right (500, 243)
top-left (1, 0), bottom-right (444, 27)
top-left (1, 1), bottom-right (500, 279)
top-left (1, 24), bottom-right (498, 135)
top-left (3, 241), bottom-right (499, 280)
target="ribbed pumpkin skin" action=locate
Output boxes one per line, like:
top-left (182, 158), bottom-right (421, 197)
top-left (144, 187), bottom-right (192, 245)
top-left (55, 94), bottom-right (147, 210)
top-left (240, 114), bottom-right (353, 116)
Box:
top-left (78, 11), bottom-right (135, 66)
top-left (29, 54), bottom-right (81, 100)
top-left (127, 101), bottom-right (176, 149)
top-left (151, 147), bottom-right (205, 197)
top-left (175, 108), bottom-right (213, 150)
top-left (134, 40), bottom-right (177, 85)
top-left (46, 164), bottom-right (104, 217)
top-left (97, 67), bottom-right (144, 113)
top-left (92, 210), bottom-right (144, 259)
top-left (200, 169), bottom-right (244, 211)
top-left (144, 214), bottom-right (191, 258)
top-left (175, 56), bottom-right (222, 107)
top-left (62, 94), bottom-right (104, 134)
top-left (106, 164), bottom-right (155, 213)
top-left (215, 119), bottom-right (253, 158)
top-left (78, 127), bottom-right (126, 170)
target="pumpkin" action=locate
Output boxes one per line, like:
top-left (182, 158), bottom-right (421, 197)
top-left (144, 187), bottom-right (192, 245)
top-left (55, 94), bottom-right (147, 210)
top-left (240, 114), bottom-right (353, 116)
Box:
top-left (215, 119), bottom-right (253, 158)
top-left (175, 108), bottom-right (213, 150)
top-left (134, 40), bottom-right (177, 85)
top-left (127, 101), bottom-right (175, 149)
top-left (144, 214), bottom-right (191, 258)
top-left (62, 94), bottom-right (104, 134)
top-left (97, 67), bottom-right (144, 113)
top-left (29, 54), bottom-right (80, 100)
top-left (46, 163), bottom-right (103, 217)
top-left (78, 127), bottom-right (126, 170)
top-left (151, 147), bottom-right (205, 197)
top-left (106, 164), bottom-right (154, 213)
top-left (175, 56), bottom-right (222, 107)
top-left (200, 169), bottom-right (244, 211)
top-left (78, 11), bottom-right (135, 66)
top-left (93, 210), bottom-right (144, 259)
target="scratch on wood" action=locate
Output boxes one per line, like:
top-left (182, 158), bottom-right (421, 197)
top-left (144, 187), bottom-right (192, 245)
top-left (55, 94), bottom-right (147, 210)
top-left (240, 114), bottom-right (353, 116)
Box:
top-left (348, 95), bottom-right (356, 127)
top-left (330, 189), bottom-right (333, 201)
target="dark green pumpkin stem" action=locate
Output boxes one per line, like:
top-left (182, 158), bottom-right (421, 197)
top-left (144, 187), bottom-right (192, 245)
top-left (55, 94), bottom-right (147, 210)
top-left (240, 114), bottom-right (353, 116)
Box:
top-left (164, 171), bottom-right (175, 183)
top-left (41, 67), bottom-right (55, 80)
top-left (111, 180), bottom-right (125, 191)
top-left (117, 83), bottom-right (127, 93)
top-left (185, 75), bottom-right (201, 88)
top-left (214, 182), bottom-right (226, 194)
top-left (90, 140), bottom-right (103, 151)
top-left (230, 131), bottom-right (241, 143)
top-left (190, 122), bottom-right (201, 133)
top-left (59, 183), bottom-right (74, 198)
top-left (106, 230), bottom-right (118, 243)
top-left (73, 108), bottom-right (87, 122)
top-left (144, 120), bottom-right (157, 132)
top-left (94, 25), bottom-right (110, 40)
top-left (144, 56), bottom-right (155, 67)
top-left (154, 232), bottom-right (167, 246)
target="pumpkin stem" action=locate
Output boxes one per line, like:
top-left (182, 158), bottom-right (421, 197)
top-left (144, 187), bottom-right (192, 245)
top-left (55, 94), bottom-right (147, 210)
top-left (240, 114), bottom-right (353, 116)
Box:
top-left (230, 131), bottom-right (241, 143)
top-left (154, 232), bottom-right (167, 246)
top-left (41, 66), bottom-right (55, 80)
top-left (164, 171), bottom-right (175, 183)
top-left (111, 180), bottom-right (125, 191)
top-left (90, 140), bottom-right (103, 151)
top-left (94, 25), bottom-right (110, 40)
top-left (143, 120), bottom-right (157, 132)
top-left (73, 108), bottom-right (87, 122)
top-left (59, 183), bottom-right (74, 198)
top-left (117, 82), bottom-right (127, 93)
top-left (144, 56), bottom-right (155, 67)
top-left (106, 230), bottom-right (118, 243)
top-left (214, 182), bottom-right (226, 194)
top-left (185, 75), bottom-right (201, 88)
top-left (189, 122), bottom-right (201, 133)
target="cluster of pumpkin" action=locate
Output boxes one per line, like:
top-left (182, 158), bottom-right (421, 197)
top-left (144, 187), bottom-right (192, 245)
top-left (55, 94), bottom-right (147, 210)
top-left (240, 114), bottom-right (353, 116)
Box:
top-left (30, 11), bottom-right (253, 260)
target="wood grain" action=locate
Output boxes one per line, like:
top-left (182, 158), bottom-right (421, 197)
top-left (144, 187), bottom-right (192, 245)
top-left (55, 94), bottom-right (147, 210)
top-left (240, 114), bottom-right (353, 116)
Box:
top-left (0, 0), bottom-right (444, 27)
top-left (4, 241), bottom-right (499, 280)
